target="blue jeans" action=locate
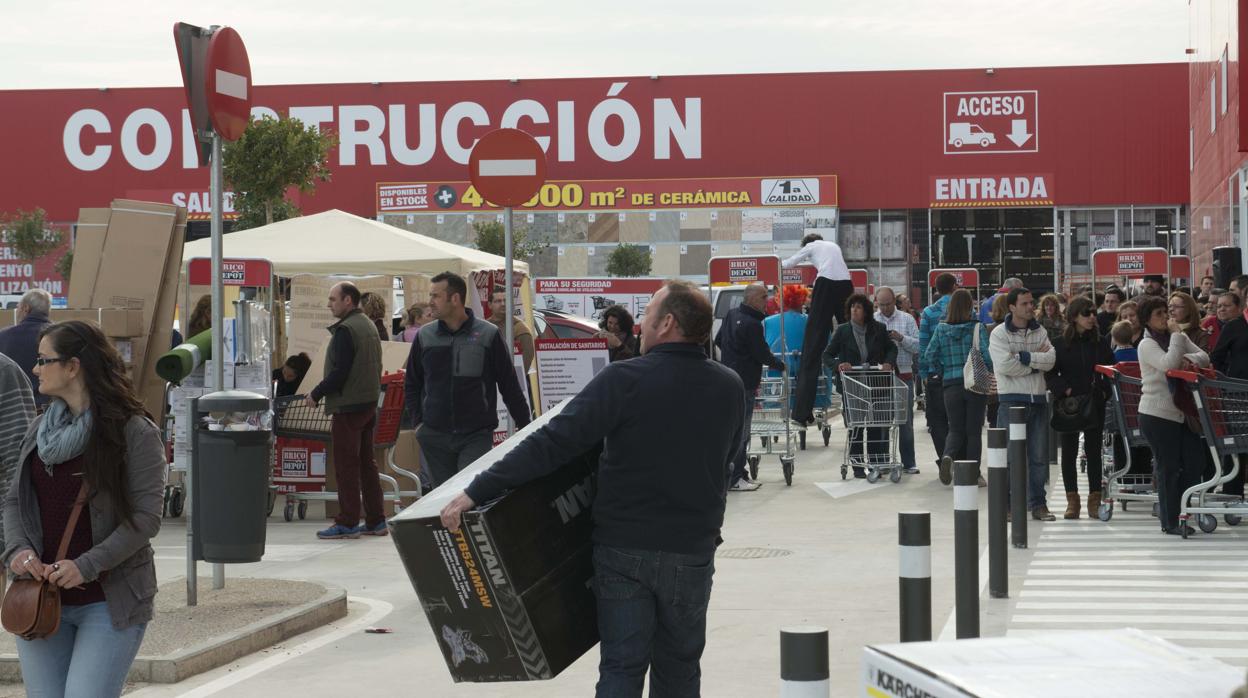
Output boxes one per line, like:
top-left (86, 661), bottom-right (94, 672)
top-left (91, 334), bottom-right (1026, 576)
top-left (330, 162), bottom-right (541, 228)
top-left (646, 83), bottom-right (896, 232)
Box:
top-left (16, 601), bottom-right (146, 698)
top-left (593, 545), bottom-right (715, 698)
top-left (998, 401), bottom-right (1050, 509)
top-left (898, 376), bottom-right (916, 469)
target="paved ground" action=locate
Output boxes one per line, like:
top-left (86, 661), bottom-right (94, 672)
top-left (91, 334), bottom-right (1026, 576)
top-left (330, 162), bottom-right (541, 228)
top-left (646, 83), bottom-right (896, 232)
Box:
top-left (4, 411), bottom-right (1244, 696)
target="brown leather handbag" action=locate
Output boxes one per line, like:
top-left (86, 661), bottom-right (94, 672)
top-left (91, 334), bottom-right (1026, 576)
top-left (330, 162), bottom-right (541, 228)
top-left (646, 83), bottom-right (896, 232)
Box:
top-left (1, 482), bottom-right (88, 641)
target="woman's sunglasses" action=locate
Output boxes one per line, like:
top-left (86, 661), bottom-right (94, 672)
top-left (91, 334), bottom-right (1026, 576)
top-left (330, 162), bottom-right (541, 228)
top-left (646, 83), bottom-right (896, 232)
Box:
top-left (33, 356), bottom-right (71, 367)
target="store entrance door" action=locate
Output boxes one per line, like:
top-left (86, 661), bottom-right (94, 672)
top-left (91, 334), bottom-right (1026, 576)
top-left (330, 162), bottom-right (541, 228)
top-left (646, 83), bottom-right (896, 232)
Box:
top-left (931, 208), bottom-right (1055, 298)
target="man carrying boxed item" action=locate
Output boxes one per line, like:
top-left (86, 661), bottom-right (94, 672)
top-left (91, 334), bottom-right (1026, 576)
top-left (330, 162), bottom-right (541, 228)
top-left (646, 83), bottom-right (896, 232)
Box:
top-left (305, 281), bottom-right (386, 540)
top-left (0, 289), bottom-right (52, 406)
top-left (405, 272), bottom-right (532, 487)
top-left (440, 280), bottom-right (746, 698)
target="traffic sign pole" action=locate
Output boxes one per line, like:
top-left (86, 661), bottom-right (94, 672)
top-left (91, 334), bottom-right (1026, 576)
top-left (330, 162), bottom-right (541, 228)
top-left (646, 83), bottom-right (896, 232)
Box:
top-left (210, 130), bottom-right (226, 593)
top-left (504, 208), bottom-right (515, 437)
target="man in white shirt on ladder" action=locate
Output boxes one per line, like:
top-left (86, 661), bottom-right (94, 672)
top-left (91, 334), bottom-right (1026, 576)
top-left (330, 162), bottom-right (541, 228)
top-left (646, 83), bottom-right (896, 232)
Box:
top-left (783, 233), bottom-right (854, 425)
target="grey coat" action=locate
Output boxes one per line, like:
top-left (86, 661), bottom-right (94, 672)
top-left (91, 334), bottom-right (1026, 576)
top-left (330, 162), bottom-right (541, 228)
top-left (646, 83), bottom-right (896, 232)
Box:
top-left (3, 414), bottom-right (166, 630)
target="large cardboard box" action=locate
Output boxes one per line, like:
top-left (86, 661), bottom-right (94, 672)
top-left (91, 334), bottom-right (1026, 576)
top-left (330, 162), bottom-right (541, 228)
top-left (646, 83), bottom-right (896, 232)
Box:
top-left (390, 401), bottom-right (600, 682)
top-left (68, 208), bottom-right (110, 308)
top-left (861, 629), bottom-right (1244, 697)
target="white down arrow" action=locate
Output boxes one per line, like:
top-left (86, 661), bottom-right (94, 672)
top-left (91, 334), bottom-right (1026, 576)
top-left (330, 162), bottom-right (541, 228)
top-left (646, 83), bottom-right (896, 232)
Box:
top-left (1007, 119), bottom-right (1032, 147)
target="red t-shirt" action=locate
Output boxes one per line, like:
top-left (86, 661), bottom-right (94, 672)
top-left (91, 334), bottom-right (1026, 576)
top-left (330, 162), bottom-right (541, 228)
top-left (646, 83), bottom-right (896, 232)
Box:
top-left (30, 453), bottom-right (105, 606)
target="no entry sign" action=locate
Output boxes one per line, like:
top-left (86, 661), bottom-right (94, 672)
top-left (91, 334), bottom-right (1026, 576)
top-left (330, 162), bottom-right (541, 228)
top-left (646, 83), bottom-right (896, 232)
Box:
top-left (469, 129), bottom-right (547, 207)
top-left (206, 27), bottom-right (253, 141)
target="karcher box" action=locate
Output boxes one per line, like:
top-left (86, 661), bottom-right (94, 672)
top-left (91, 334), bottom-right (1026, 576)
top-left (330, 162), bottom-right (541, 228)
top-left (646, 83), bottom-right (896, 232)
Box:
top-left (862, 629), bottom-right (1243, 697)
top-left (389, 400), bottom-right (601, 682)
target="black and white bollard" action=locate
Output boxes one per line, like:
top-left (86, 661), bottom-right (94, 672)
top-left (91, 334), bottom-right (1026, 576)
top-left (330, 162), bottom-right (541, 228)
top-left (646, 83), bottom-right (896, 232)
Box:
top-left (898, 511), bottom-right (931, 642)
top-left (953, 460), bottom-right (980, 639)
top-left (986, 427), bottom-right (1009, 599)
top-left (780, 627), bottom-right (829, 697)
top-left (1009, 406), bottom-right (1028, 549)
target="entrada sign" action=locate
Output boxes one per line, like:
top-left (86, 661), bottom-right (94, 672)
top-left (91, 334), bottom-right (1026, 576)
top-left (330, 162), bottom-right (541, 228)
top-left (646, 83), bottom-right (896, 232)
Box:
top-left (930, 174), bottom-right (1053, 207)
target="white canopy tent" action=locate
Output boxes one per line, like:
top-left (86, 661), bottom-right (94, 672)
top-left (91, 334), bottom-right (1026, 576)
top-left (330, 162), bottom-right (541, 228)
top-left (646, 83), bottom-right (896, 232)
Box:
top-left (181, 208), bottom-right (527, 277)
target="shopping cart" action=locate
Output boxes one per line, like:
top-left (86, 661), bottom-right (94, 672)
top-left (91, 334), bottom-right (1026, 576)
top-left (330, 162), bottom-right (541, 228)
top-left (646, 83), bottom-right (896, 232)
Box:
top-left (769, 353), bottom-right (838, 450)
top-left (272, 371), bottom-right (422, 521)
top-left (1095, 363), bottom-right (1157, 521)
top-left (746, 373), bottom-right (797, 485)
top-left (1166, 369), bottom-right (1248, 538)
top-left (838, 367), bottom-right (909, 483)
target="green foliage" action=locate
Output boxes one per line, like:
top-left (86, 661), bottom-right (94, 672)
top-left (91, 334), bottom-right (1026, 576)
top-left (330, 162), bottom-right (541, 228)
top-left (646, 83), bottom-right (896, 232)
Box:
top-left (606, 243), bottom-right (652, 277)
top-left (3, 208), bottom-right (62, 261)
top-left (222, 115), bottom-right (336, 229)
top-left (56, 250), bottom-right (73, 283)
top-left (472, 220), bottom-right (546, 260)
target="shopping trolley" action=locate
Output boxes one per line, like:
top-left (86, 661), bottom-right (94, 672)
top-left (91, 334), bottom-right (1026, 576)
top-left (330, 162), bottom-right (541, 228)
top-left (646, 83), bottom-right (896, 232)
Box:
top-left (838, 367), bottom-right (909, 483)
top-left (768, 353), bottom-right (838, 450)
top-left (272, 371), bottom-right (422, 521)
top-left (1167, 369), bottom-right (1248, 538)
top-left (746, 373), bottom-right (797, 486)
top-left (1095, 363), bottom-right (1157, 521)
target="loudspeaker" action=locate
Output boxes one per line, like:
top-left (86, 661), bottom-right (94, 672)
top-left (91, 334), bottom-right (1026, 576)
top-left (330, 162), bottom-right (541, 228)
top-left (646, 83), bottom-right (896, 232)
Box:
top-left (1212, 246), bottom-right (1242, 289)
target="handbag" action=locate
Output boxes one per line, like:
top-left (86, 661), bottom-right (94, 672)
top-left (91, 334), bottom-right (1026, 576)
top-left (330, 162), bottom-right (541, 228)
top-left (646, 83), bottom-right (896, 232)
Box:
top-left (1, 481), bottom-right (88, 641)
top-left (963, 325), bottom-right (994, 395)
top-left (1051, 392), bottom-right (1102, 433)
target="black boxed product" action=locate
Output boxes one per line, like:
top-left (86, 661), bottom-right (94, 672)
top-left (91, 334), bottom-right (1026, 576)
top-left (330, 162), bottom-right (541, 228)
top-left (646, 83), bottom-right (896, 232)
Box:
top-left (389, 401), bottom-right (601, 682)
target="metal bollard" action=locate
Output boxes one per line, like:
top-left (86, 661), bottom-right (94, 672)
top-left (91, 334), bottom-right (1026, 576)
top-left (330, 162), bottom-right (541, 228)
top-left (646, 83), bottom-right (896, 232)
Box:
top-left (780, 627), bottom-right (829, 697)
top-left (986, 427), bottom-right (1008, 599)
top-left (898, 511), bottom-right (931, 642)
top-left (1009, 406), bottom-right (1028, 549)
top-left (953, 460), bottom-right (980, 639)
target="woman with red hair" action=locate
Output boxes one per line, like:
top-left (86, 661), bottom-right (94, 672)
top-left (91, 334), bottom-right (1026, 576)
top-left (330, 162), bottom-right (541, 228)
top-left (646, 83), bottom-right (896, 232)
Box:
top-left (764, 285), bottom-right (831, 414)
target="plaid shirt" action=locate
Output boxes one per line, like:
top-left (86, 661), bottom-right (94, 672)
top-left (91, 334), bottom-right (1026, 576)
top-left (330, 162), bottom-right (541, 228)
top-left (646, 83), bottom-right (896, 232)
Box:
top-left (922, 321), bottom-right (993, 381)
top-left (918, 295), bottom-right (951, 377)
top-left (875, 309), bottom-right (919, 374)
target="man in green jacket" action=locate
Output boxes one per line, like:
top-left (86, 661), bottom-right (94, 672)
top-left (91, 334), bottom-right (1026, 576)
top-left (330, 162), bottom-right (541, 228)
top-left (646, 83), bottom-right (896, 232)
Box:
top-left (306, 282), bottom-right (385, 540)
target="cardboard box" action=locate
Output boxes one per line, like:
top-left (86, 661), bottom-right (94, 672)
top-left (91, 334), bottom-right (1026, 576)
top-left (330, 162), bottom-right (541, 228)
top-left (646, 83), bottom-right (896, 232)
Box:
top-left (861, 629), bottom-right (1244, 697)
top-left (0, 308), bottom-right (144, 337)
top-left (68, 208), bottom-right (110, 308)
top-left (390, 401), bottom-right (601, 682)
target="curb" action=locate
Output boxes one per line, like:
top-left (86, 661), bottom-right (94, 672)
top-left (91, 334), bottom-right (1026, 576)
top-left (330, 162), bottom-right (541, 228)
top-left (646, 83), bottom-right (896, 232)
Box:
top-left (0, 582), bottom-right (348, 684)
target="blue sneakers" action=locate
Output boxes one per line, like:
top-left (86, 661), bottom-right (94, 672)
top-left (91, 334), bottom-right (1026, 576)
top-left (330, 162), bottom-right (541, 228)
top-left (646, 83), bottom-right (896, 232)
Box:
top-left (359, 521), bottom-right (389, 537)
top-left (316, 524), bottom-right (361, 540)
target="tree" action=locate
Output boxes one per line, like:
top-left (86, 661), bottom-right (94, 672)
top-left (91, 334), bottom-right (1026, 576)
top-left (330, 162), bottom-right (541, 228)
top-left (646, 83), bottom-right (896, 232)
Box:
top-left (222, 115), bottom-right (336, 230)
top-left (472, 220), bottom-right (546, 260)
top-left (2, 207), bottom-right (71, 281)
top-left (606, 243), bottom-right (652, 277)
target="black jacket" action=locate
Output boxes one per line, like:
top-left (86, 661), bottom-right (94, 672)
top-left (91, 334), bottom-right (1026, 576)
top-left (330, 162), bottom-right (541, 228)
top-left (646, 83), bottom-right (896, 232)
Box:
top-left (1212, 316), bottom-right (1248, 380)
top-left (404, 309), bottom-right (531, 435)
top-left (464, 342), bottom-right (746, 555)
top-left (823, 319), bottom-right (897, 370)
top-left (0, 313), bottom-right (51, 406)
top-left (714, 304), bottom-right (784, 392)
top-left (1046, 329), bottom-right (1114, 399)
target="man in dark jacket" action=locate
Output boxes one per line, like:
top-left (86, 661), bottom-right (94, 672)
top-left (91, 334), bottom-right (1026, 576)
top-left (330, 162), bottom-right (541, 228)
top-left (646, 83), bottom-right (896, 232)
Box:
top-left (0, 289), bottom-right (52, 406)
top-left (405, 271), bottom-right (531, 488)
top-left (440, 280), bottom-right (745, 697)
top-left (306, 281), bottom-right (386, 540)
top-left (714, 284), bottom-right (784, 491)
top-left (1210, 290), bottom-right (1248, 497)
top-left (824, 293), bottom-right (897, 477)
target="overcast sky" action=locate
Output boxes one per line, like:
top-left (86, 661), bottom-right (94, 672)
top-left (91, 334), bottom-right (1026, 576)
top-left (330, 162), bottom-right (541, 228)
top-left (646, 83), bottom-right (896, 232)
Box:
top-left (2, 1), bottom-right (1188, 89)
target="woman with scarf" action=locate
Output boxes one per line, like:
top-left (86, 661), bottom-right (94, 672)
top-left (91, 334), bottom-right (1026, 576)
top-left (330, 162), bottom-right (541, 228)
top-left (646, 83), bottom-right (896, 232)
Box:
top-left (1046, 296), bottom-right (1114, 519)
top-left (1136, 296), bottom-right (1210, 536)
top-left (824, 294), bottom-right (895, 478)
top-left (923, 290), bottom-right (993, 486)
top-left (3, 321), bottom-right (165, 696)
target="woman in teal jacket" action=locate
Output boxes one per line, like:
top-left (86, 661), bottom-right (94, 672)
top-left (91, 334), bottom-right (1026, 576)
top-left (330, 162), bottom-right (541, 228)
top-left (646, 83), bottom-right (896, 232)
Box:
top-left (923, 289), bottom-right (993, 486)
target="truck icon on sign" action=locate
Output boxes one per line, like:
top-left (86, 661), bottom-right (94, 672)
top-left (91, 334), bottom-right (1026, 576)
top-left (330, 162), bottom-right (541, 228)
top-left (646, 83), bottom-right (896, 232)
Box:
top-left (948, 123), bottom-right (996, 148)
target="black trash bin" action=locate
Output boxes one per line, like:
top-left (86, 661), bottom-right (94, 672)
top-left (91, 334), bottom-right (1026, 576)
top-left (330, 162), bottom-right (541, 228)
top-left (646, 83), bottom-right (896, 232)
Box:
top-left (192, 390), bottom-right (271, 563)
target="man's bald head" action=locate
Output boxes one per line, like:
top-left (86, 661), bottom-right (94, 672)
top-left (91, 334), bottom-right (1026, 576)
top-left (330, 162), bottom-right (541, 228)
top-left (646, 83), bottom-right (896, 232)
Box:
top-left (743, 284), bottom-right (769, 311)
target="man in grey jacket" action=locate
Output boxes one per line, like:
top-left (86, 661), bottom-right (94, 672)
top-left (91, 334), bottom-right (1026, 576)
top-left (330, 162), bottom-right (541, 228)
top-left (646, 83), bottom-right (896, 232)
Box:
top-left (0, 352), bottom-right (35, 558)
top-left (989, 288), bottom-right (1058, 521)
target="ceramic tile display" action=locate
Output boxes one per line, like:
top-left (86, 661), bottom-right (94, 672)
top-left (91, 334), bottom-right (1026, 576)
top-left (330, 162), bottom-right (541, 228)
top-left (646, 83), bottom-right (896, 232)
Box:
top-left (710, 210), bottom-right (743, 240)
top-left (558, 246), bottom-right (589, 276)
top-left (712, 243), bottom-right (743, 258)
top-left (552, 213), bottom-right (584, 243)
top-left (680, 244), bottom-right (712, 277)
top-left (805, 208), bottom-right (838, 230)
top-left (742, 210), bottom-right (774, 242)
top-left (587, 213), bottom-right (619, 243)
top-left (682, 210), bottom-right (712, 229)
top-left (587, 246), bottom-right (610, 276)
top-left (652, 244), bottom-right (680, 277)
top-left (441, 215), bottom-right (471, 247)
top-left (650, 212), bottom-right (681, 243)
top-left (771, 209), bottom-right (805, 241)
top-left (528, 247), bottom-right (558, 279)
top-left (619, 214), bottom-right (650, 243)
top-left (409, 214), bottom-right (441, 240)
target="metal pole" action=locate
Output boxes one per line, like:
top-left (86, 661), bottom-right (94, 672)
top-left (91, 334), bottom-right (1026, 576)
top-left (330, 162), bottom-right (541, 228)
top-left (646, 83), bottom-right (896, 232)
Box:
top-left (187, 396), bottom-right (198, 606)
top-left (209, 131), bottom-right (226, 592)
top-left (986, 427), bottom-right (1008, 599)
top-left (503, 206), bottom-right (515, 436)
top-left (953, 460), bottom-right (980, 639)
top-left (780, 627), bottom-right (829, 697)
top-left (1009, 406), bottom-right (1029, 549)
top-left (898, 511), bottom-right (931, 642)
